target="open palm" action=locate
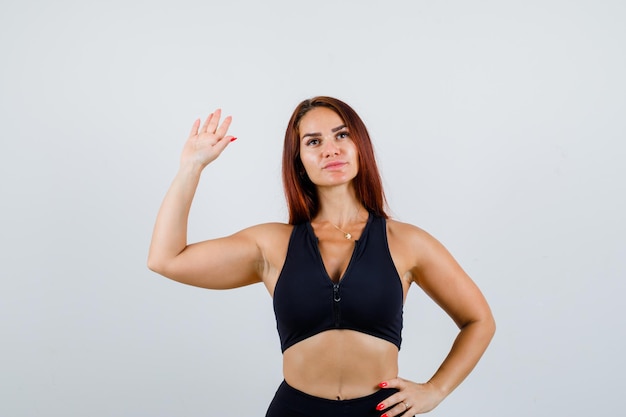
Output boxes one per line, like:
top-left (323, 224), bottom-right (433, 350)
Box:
top-left (180, 108), bottom-right (235, 168)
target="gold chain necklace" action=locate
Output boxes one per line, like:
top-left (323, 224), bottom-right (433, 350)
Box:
top-left (330, 222), bottom-right (353, 240)
top-left (328, 208), bottom-right (361, 240)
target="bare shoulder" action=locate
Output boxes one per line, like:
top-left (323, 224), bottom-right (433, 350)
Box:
top-left (240, 221), bottom-right (293, 247)
top-left (386, 218), bottom-right (457, 283)
top-left (234, 221), bottom-right (293, 266)
top-left (386, 218), bottom-right (435, 249)
top-left (385, 218), bottom-right (433, 286)
top-left (386, 218), bottom-right (422, 234)
top-left (244, 221), bottom-right (292, 233)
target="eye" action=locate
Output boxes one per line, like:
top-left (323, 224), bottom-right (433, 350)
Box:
top-left (336, 131), bottom-right (350, 140)
top-left (305, 138), bottom-right (320, 146)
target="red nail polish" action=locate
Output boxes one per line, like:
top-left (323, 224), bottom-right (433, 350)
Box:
top-left (381, 414), bottom-right (388, 417)
top-left (379, 382), bottom-right (388, 388)
top-left (376, 403), bottom-right (385, 411)
top-left (230, 137), bottom-right (237, 142)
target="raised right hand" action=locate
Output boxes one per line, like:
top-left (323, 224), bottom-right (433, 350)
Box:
top-left (180, 109), bottom-right (235, 169)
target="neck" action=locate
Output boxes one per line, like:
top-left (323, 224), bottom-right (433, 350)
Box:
top-left (315, 184), bottom-right (364, 227)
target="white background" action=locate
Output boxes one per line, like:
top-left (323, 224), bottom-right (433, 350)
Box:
top-left (1, 0), bottom-right (624, 416)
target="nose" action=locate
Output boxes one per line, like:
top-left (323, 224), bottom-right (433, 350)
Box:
top-left (322, 139), bottom-right (340, 158)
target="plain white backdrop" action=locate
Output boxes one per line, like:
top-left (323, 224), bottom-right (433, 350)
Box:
top-left (1, 0), bottom-right (624, 415)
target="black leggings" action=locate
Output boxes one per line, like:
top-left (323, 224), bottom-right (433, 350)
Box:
top-left (265, 380), bottom-right (402, 417)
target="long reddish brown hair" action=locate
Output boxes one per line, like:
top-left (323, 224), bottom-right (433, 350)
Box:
top-left (282, 96), bottom-right (388, 224)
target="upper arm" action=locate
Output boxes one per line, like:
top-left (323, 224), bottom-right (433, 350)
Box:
top-left (410, 227), bottom-right (493, 329)
top-left (150, 224), bottom-right (272, 290)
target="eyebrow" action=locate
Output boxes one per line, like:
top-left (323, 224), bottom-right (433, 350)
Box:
top-left (301, 125), bottom-right (347, 140)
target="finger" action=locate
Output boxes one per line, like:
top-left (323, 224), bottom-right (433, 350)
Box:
top-left (379, 378), bottom-right (405, 390)
top-left (206, 108), bottom-right (222, 133)
top-left (211, 133), bottom-right (236, 159)
top-left (200, 112), bottom-right (214, 133)
top-left (214, 115), bottom-right (233, 139)
top-left (375, 392), bottom-right (403, 415)
top-left (189, 118), bottom-right (201, 137)
top-left (376, 379), bottom-right (407, 415)
top-left (381, 401), bottom-right (411, 417)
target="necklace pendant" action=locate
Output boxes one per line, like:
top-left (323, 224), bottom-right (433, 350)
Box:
top-left (345, 233), bottom-right (352, 240)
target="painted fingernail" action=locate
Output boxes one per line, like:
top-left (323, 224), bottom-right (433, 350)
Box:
top-left (230, 137), bottom-right (238, 142)
top-left (379, 382), bottom-right (388, 388)
top-left (381, 414), bottom-right (389, 417)
top-left (376, 403), bottom-right (386, 411)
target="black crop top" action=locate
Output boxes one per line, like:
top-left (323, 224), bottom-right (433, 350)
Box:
top-left (273, 213), bottom-right (403, 353)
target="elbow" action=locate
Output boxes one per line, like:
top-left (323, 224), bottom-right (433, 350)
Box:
top-left (482, 311), bottom-right (496, 342)
top-left (476, 304), bottom-right (496, 339)
top-left (147, 255), bottom-right (166, 276)
top-left (461, 311), bottom-right (496, 341)
top-left (487, 314), bottom-right (496, 339)
top-left (147, 258), bottom-right (159, 274)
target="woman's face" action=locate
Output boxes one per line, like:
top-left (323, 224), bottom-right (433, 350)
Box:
top-left (298, 107), bottom-right (359, 188)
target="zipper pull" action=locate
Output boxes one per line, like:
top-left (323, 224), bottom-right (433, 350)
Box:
top-left (333, 283), bottom-right (341, 327)
top-left (333, 284), bottom-right (341, 302)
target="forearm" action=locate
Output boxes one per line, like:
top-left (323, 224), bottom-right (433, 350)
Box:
top-left (427, 316), bottom-right (495, 398)
top-left (147, 162), bottom-right (203, 271)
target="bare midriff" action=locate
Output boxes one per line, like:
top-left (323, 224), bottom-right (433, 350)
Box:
top-left (282, 329), bottom-right (399, 400)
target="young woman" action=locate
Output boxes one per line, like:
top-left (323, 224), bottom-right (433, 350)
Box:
top-left (148, 97), bottom-right (495, 416)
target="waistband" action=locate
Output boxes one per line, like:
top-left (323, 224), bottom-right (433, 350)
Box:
top-left (279, 379), bottom-right (395, 404)
top-left (265, 379), bottom-right (400, 417)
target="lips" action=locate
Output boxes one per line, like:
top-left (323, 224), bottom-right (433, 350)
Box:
top-left (323, 161), bottom-right (347, 169)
